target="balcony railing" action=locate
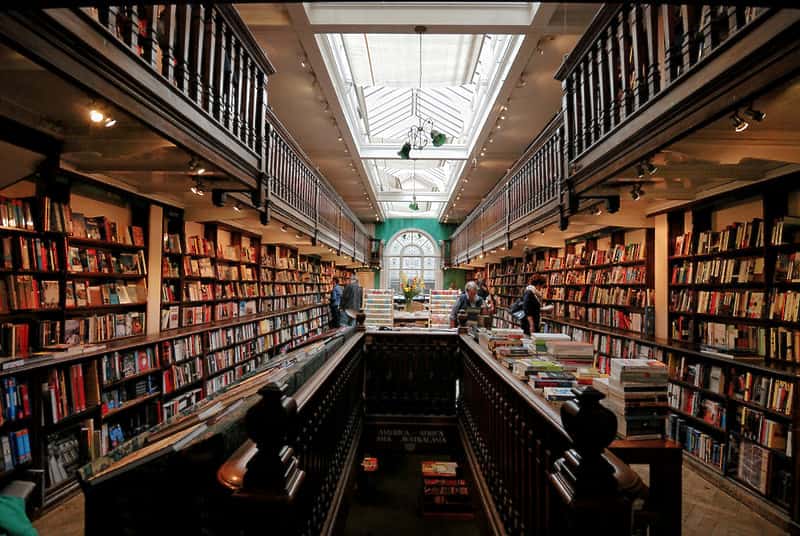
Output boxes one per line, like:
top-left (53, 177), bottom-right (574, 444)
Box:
top-left (450, 4), bottom-right (785, 265)
top-left (83, 5), bottom-right (270, 158)
top-left (450, 115), bottom-right (564, 264)
top-left (555, 5), bottom-right (771, 163)
top-left (2, 6), bottom-right (370, 263)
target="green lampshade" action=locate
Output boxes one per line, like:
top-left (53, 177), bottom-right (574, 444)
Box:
top-left (398, 142), bottom-right (411, 159)
top-left (431, 130), bottom-right (447, 147)
top-left (408, 201), bottom-right (419, 211)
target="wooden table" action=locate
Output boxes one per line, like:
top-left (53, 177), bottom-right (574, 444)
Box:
top-left (393, 311), bottom-right (430, 327)
top-left (609, 438), bottom-right (683, 536)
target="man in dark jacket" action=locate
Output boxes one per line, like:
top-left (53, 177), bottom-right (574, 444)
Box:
top-left (450, 281), bottom-right (485, 327)
top-left (341, 276), bottom-right (362, 326)
top-left (329, 277), bottom-right (343, 328)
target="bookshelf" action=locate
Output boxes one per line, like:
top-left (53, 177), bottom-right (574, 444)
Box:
top-left (0, 169), bottom-right (352, 509)
top-left (489, 228), bottom-right (655, 337)
top-left (429, 290), bottom-right (460, 328)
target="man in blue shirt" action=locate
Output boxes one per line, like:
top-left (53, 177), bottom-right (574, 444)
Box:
top-left (450, 281), bottom-right (485, 327)
top-left (329, 277), bottom-right (343, 328)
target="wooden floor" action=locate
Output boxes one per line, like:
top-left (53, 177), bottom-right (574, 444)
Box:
top-left (33, 464), bottom-right (788, 535)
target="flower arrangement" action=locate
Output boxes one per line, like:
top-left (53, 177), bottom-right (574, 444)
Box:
top-left (400, 272), bottom-right (425, 310)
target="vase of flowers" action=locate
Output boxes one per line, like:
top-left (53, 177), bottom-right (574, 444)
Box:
top-left (400, 272), bottom-right (425, 311)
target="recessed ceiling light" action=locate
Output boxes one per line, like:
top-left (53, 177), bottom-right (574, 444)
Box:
top-left (500, 115), bottom-right (506, 120)
top-left (488, 137), bottom-right (494, 143)
top-left (89, 109), bottom-right (104, 123)
top-left (232, 203), bottom-right (242, 212)
top-left (496, 124), bottom-right (501, 130)
top-left (337, 136), bottom-right (343, 142)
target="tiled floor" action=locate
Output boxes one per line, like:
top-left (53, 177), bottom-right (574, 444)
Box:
top-left (33, 465), bottom-right (789, 535)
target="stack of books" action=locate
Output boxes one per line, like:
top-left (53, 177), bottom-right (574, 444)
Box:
top-left (594, 358), bottom-right (669, 440)
top-left (544, 340), bottom-right (595, 370)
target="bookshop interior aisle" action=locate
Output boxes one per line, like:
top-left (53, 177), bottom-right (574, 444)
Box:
top-left (0, 2), bottom-right (799, 535)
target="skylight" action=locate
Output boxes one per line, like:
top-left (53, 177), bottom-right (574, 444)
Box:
top-left (317, 31), bottom-right (523, 217)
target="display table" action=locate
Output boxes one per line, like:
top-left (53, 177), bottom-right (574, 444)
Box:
top-left (393, 311), bottom-right (430, 328)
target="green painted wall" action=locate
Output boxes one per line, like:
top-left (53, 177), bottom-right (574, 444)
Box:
top-left (371, 218), bottom-right (470, 289)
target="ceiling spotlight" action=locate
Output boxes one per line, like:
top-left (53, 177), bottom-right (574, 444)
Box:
top-left (89, 108), bottom-right (104, 123)
top-left (524, 235), bottom-right (529, 241)
top-left (299, 56), bottom-right (308, 68)
top-left (188, 156), bottom-right (207, 175)
top-left (496, 124), bottom-right (502, 130)
top-left (500, 115), bottom-right (506, 121)
top-left (280, 224), bottom-right (287, 232)
top-left (540, 228), bottom-right (545, 235)
top-left (645, 161), bottom-right (658, 176)
top-left (190, 179), bottom-right (205, 196)
top-left (730, 112), bottom-right (749, 133)
top-left (103, 117), bottom-right (117, 128)
top-left (631, 183), bottom-right (644, 201)
top-left (232, 203), bottom-right (242, 212)
top-left (516, 75), bottom-right (528, 88)
top-left (743, 106), bottom-right (766, 122)
top-left (593, 205), bottom-right (603, 216)
top-left (295, 233), bottom-right (302, 239)
top-left (499, 105), bottom-right (508, 112)
top-left (337, 136), bottom-right (343, 142)
top-left (636, 163), bottom-right (645, 179)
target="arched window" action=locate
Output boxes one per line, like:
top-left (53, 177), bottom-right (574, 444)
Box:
top-left (383, 230), bottom-right (440, 291)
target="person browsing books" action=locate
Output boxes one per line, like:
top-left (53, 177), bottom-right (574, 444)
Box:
top-left (341, 276), bottom-right (362, 326)
top-left (521, 276), bottom-right (554, 335)
top-left (449, 281), bottom-right (486, 327)
top-left (329, 277), bottom-right (343, 328)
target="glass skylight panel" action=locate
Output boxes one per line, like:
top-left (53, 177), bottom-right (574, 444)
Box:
top-left (317, 29), bottom-right (523, 216)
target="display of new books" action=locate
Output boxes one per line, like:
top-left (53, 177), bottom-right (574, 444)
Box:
top-left (429, 289), bottom-right (460, 328)
top-left (364, 289), bottom-right (393, 327)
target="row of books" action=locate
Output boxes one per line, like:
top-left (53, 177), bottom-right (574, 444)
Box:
top-left (671, 257), bottom-right (765, 285)
top-left (667, 415), bottom-right (725, 471)
top-left (668, 384), bottom-right (726, 428)
top-left (734, 406), bottom-right (790, 454)
top-left (586, 243), bottom-right (646, 265)
top-left (100, 348), bottom-right (159, 385)
top-left (0, 197), bottom-right (35, 230)
top-left (586, 287), bottom-right (653, 308)
top-left (768, 290), bottom-right (800, 322)
top-left (673, 219), bottom-right (765, 257)
top-left (67, 247), bottom-right (146, 275)
top-left (42, 197), bottom-right (72, 234)
top-left (44, 364), bottom-right (96, 423)
top-left (161, 387), bottom-right (203, 420)
top-left (64, 311), bottom-right (145, 345)
top-left (100, 376), bottom-right (158, 415)
top-left (728, 370), bottom-right (794, 415)
top-left (0, 320), bottom-right (61, 357)
top-left (71, 213), bottom-right (144, 246)
top-left (0, 429), bottom-right (32, 471)
top-left (699, 321), bottom-right (767, 355)
top-left (0, 276), bottom-right (60, 311)
top-left (771, 327), bottom-right (800, 362)
top-left (770, 216), bottom-right (800, 246)
top-left (162, 358), bottom-right (203, 393)
top-left (667, 355), bottom-right (725, 394)
top-left (0, 236), bottom-right (60, 271)
top-left (0, 377), bottom-right (30, 424)
top-left (160, 334), bottom-right (203, 365)
top-left (66, 279), bottom-right (147, 308)
top-left (672, 290), bottom-right (766, 319)
top-left (186, 235), bottom-right (215, 256)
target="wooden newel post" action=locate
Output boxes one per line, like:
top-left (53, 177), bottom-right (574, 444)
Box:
top-left (356, 309), bottom-right (366, 331)
top-left (457, 310), bottom-right (468, 333)
top-left (549, 386), bottom-right (634, 534)
top-left (243, 383), bottom-right (305, 495)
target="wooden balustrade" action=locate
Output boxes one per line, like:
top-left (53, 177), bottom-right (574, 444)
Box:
top-left (221, 331), bottom-right (654, 535)
top-left (450, 116), bottom-right (564, 264)
top-left (19, 6), bottom-right (369, 262)
top-left (459, 335), bottom-right (648, 535)
top-left (88, 5), bottom-right (271, 157)
top-left (363, 332), bottom-right (459, 416)
top-left (218, 333), bottom-right (365, 535)
top-left (556, 4), bottom-right (771, 162)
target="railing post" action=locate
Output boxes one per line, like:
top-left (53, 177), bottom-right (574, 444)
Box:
top-left (174, 5), bottom-right (192, 95)
top-left (140, 6), bottom-right (160, 70)
top-left (234, 383), bottom-right (305, 534)
top-left (643, 4), bottom-right (661, 99)
top-left (159, 5), bottom-right (176, 82)
top-left (549, 386), bottom-right (635, 533)
top-left (201, 6), bottom-right (217, 115)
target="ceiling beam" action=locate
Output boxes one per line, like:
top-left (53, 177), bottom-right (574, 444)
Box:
top-left (358, 145), bottom-right (468, 160)
top-left (376, 191), bottom-right (450, 202)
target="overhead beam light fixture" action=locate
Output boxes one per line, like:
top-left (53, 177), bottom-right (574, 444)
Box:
top-left (190, 178), bottom-right (205, 196)
top-left (730, 112), bottom-right (749, 133)
top-left (88, 100), bottom-right (116, 127)
top-left (188, 156), bottom-right (206, 175)
top-left (631, 183), bottom-right (644, 201)
top-left (397, 26), bottom-right (447, 159)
